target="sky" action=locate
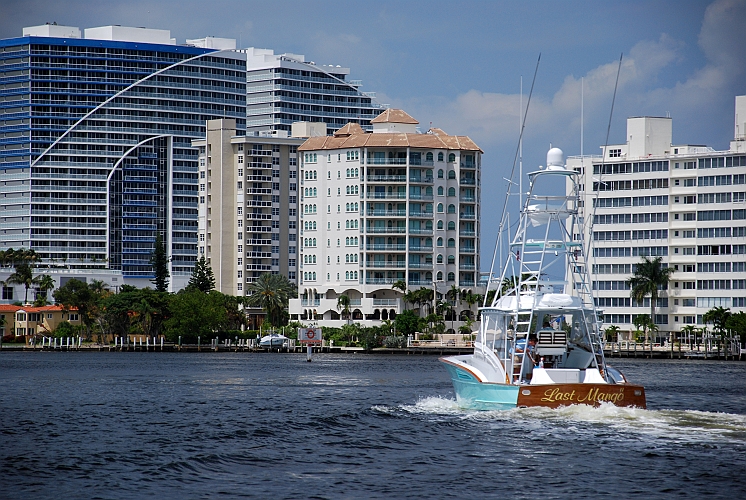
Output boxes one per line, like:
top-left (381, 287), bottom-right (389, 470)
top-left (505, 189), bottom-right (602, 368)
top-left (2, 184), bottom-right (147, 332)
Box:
top-left (3, 0), bottom-right (746, 270)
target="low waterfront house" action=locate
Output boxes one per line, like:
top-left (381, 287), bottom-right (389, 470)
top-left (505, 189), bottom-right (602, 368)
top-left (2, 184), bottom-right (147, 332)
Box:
top-left (12, 305), bottom-right (81, 340)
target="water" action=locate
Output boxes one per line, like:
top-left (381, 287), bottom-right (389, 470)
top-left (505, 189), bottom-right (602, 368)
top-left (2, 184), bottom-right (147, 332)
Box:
top-left (1, 353), bottom-right (745, 499)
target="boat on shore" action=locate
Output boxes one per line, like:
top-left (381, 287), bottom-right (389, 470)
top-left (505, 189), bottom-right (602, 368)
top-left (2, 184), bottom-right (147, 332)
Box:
top-left (440, 147), bottom-right (646, 410)
top-left (259, 333), bottom-right (289, 348)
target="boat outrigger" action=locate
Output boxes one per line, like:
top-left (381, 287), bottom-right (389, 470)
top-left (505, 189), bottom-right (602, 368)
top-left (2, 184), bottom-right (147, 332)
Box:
top-left (440, 147), bottom-right (646, 409)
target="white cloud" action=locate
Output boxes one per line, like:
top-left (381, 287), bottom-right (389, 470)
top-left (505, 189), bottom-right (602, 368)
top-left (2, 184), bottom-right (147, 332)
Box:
top-left (402, 0), bottom-right (744, 153)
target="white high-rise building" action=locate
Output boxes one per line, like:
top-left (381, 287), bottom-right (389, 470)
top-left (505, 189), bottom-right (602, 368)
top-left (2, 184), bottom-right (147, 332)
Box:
top-left (569, 95), bottom-right (746, 341)
top-left (288, 109), bottom-right (482, 326)
top-left (243, 48), bottom-right (383, 136)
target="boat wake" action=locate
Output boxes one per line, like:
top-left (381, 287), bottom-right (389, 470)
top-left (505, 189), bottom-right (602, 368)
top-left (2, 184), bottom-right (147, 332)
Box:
top-left (374, 396), bottom-right (746, 444)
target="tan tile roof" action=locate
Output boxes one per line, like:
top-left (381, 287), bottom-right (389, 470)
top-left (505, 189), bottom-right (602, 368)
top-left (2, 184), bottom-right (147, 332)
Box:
top-left (370, 108), bottom-right (419, 124)
top-left (17, 305), bottom-right (75, 313)
top-left (333, 122), bottom-right (364, 137)
top-left (299, 116), bottom-right (482, 153)
top-left (0, 304), bottom-right (21, 313)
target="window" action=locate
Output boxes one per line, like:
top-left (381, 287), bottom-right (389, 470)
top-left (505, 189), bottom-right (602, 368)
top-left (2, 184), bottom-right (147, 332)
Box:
top-left (237, 155), bottom-right (244, 164)
top-left (448, 221), bottom-right (456, 230)
top-left (437, 186), bottom-right (444, 196)
top-left (437, 254), bottom-right (443, 263)
top-left (447, 272), bottom-right (455, 281)
top-left (438, 169), bottom-right (444, 178)
top-left (448, 170), bottom-right (456, 179)
top-left (448, 153), bottom-right (456, 162)
top-left (438, 153), bottom-right (444, 162)
top-left (447, 255), bottom-right (455, 264)
top-left (437, 237), bottom-right (444, 247)
top-left (426, 152), bottom-right (434, 162)
top-left (437, 220), bottom-right (444, 230)
top-left (437, 271), bottom-right (443, 281)
top-left (448, 204), bottom-right (456, 214)
top-left (448, 187), bottom-right (456, 196)
top-left (437, 203), bottom-right (444, 213)
top-left (447, 238), bottom-right (455, 247)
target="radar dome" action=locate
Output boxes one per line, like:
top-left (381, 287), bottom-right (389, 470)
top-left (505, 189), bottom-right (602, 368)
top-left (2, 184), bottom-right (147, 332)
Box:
top-left (546, 147), bottom-right (564, 170)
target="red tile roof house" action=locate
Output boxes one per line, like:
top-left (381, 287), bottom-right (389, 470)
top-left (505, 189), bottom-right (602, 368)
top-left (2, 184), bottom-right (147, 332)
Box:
top-left (1, 304), bottom-right (81, 343)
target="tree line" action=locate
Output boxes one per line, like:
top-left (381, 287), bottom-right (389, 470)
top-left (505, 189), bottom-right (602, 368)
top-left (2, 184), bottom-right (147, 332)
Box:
top-left (1, 245), bottom-right (297, 344)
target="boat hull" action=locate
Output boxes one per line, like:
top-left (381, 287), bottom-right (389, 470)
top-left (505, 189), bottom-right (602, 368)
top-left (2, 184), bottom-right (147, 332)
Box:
top-left (441, 358), bottom-right (646, 410)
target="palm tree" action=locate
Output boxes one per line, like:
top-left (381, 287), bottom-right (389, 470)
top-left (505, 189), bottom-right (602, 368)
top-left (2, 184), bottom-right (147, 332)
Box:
top-left (337, 294), bottom-right (351, 324)
top-left (703, 306), bottom-right (731, 338)
top-left (626, 256), bottom-right (675, 344)
top-left (391, 280), bottom-right (406, 294)
top-left (245, 274), bottom-right (297, 327)
top-left (604, 324), bottom-right (621, 342)
top-left (680, 324), bottom-right (697, 349)
top-left (38, 275), bottom-right (56, 303)
top-left (3, 262), bottom-right (42, 304)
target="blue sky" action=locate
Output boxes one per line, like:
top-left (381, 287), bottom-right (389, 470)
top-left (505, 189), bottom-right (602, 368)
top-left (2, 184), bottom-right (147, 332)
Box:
top-left (3, 0), bottom-right (745, 268)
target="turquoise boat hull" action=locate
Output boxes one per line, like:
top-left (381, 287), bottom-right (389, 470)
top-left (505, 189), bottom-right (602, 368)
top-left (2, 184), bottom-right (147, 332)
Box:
top-left (441, 359), bottom-right (519, 410)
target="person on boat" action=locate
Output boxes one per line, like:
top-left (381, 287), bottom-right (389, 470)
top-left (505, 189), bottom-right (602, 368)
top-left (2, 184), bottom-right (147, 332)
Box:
top-left (516, 334), bottom-right (538, 362)
top-left (511, 334), bottom-right (538, 382)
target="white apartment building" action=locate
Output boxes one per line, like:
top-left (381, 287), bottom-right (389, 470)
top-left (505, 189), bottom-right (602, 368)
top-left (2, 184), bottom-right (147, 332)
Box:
top-left (192, 119), bottom-right (304, 297)
top-left (569, 95), bottom-right (746, 340)
top-left (288, 109), bottom-right (482, 327)
top-left (243, 48), bottom-right (383, 136)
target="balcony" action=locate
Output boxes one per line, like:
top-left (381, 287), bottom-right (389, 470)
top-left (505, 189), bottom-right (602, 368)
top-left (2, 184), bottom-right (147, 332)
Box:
top-left (459, 230), bottom-right (476, 237)
top-left (373, 299), bottom-right (399, 306)
top-left (366, 175), bottom-right (406, 182)
top-left (409, 211), bottom-right (434, 218)
top-left (460, 178), bottom-right (476, 185)
top-left (366, 158), bottom-right (407, 165)
top-left (459, 281), bottom-right (476, 287)
top-left (460, 247), bottom-right (476, 253)
top-left (408, 194), bottom-right (433, 201)
top-left (366, 192), bottom-right (406, 199)
top-left (367, 210), bottom-right (406, 217)
top-left (366, 244), bottom-right (406, 251)
top-left (246, 213), bottom-right (273, 220)
top-left (366, 226), bottom-right (406, 233)
top-left (460, 196), bottom-right (476, 203)
top-left (459, 264), bottom-right (476, 270)
top-left (247, 252), bottom-right (272, 258)
top-left (409, 245), bottom-right (434, 252)
top-left (460, 213), bottom-right (476, 220)
top-left (250, 150), bottom-right (273, 157)
top-left (349, 299), bottom-right (362, 306)
top-left (408, 280), bottom-right (432, 286)
top-left (408, 262), bottom-right (433, 269)
top-left (408, 228), bottom-right (433, 235)
top-left (366, 261), bottom-right (406, 268)
top-left (409, 176), bottom-right (434, 184)
top-left (461, 162), bottom-right (476, 169)
top-left (300, 299), bottom-right (321, 306)
top-left (365, 278), bottom-right (400, 284)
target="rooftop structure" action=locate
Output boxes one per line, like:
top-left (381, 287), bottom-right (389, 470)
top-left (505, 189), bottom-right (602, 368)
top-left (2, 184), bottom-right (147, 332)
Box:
top-left (243, 47), bottom-right (384, 137)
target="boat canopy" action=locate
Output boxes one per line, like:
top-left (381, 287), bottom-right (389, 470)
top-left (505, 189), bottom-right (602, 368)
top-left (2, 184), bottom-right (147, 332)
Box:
top-left (493, 293), bottom-right (582, 312)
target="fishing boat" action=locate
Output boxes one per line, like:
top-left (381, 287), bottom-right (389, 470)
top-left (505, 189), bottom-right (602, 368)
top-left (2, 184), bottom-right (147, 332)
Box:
top-left (440, 147), bottom-right (646, 409)
top-left (260, 333), bottom-right (289, 348)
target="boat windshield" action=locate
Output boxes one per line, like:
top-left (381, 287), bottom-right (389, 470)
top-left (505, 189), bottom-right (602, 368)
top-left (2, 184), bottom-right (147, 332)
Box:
top-left (480, 310), bottom-right (508, 360)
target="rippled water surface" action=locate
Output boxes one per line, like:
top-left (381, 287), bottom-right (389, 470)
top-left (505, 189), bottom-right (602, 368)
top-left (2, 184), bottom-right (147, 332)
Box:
top-left (1, 353), bottom-right (745, 499)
